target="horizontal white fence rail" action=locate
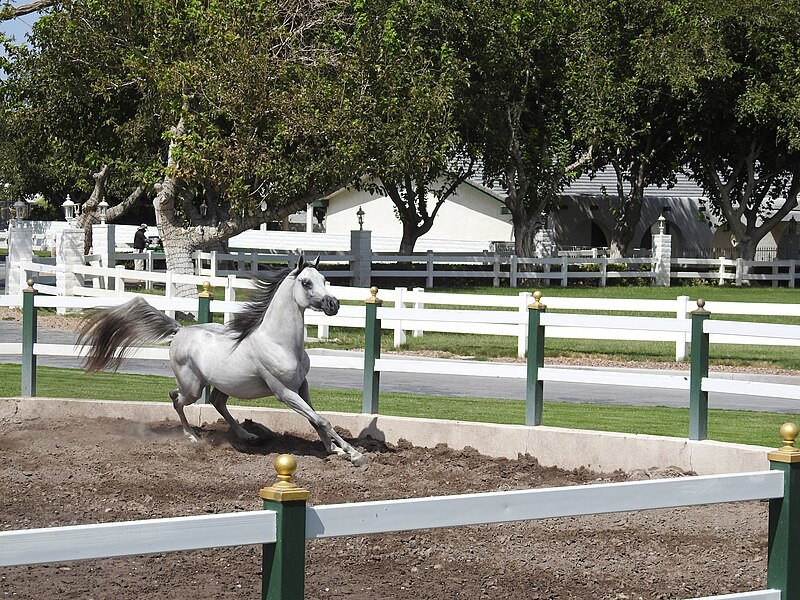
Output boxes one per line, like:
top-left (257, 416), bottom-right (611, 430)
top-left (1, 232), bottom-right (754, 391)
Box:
top-left (689, 592), bottom-right (780, 600)
top-left (0, 510), bottom-right (277, 567)
top-left (305, 471), bottom-right (782, 539)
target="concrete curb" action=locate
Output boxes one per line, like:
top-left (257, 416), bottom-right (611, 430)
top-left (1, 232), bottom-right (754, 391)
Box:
top-left (1, 397), bottom-right (773, 476)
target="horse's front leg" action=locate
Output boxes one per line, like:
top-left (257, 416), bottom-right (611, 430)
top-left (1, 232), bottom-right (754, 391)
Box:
top-left (274, 379), bottom-right (366, 466)
top-left (297, 379), bottom-right (345, 457)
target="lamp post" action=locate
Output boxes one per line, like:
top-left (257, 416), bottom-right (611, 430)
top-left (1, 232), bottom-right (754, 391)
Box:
top-left (357, 206), bottom-right (365, 231)
top-left (657, 213), bottom-right (666, 235)
top-left (97, 199), bottom-right (109, 224)
top-left (62, 195), bottom-right (77, 225)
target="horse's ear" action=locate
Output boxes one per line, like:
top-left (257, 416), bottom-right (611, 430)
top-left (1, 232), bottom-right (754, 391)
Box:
top-left (291, 255), bottom-right (306, 276)
top-left (311, 255), bottom-right (320, 268)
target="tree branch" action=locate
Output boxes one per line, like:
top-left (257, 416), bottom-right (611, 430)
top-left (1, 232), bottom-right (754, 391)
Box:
top-left (0, 0), bottom-right (54, 21)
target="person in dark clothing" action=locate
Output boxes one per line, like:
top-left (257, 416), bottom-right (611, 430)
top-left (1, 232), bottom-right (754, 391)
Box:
top-left (133, 224), bottom-right (147, 270)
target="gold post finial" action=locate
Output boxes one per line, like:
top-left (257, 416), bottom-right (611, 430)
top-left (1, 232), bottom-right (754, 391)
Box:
top-left (365, 285), bottom-right (382, 305)
top-left (692, 298), bottom-right (710, 316)
top-left (23, 279), bottom-right (36, 293)
top-left (260, 454), bottom-right (311, 501)
top-left (768, 422), bottom-right (800, 463)
top-left (198, 281), bottom-right (213, 298)
top-left (528, 290), bottom-right (546, 310)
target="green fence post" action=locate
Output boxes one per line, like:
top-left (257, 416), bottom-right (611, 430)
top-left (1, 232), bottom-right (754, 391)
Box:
top-left (261, 455), bottom-right (310, 600)
top-left (197, 281), bottom-right (213, 405)
top-left (767, 422), bottom-right (800, 599)
top-left (362, 286), bottom-right (382, 414)
top-left (689, 299), bottom-right (710, 440)
top-left (526, 291), bottom-right (547, 426)
top-left (21, 279), bottom-right (38, 397)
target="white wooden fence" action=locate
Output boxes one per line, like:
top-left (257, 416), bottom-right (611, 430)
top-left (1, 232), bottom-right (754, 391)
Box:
top-left (9, 261), bottom-right (800, 363)
top-left (189, 249), bottom-right (800, 288)
top-left (0, 468), bottom-right (785, 600)
top-left (2, 282), bottom-right (800, 411)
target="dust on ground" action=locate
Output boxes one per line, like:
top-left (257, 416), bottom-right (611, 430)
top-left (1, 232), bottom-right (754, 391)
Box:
top-left (0, 414), bottom-right (768, 599)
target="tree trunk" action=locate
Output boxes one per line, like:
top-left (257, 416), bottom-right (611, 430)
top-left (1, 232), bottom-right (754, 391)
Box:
top-left (608, 161), bottom-right (645, 258)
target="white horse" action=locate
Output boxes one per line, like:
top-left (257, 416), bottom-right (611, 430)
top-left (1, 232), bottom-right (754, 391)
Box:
top-left (77, 256), bottom-right (366, 466)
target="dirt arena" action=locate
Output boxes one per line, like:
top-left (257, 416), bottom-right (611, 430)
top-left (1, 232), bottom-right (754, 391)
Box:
top-left (0, 413), bottom-right (768, 599)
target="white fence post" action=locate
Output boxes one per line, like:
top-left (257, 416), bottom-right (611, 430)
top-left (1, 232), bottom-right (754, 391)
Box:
top-left (224, 274), bottom-right (236, 325)
top-left (393, 286), bottom-right (407, 347)
top-left (561, 256), bottom-right (568, 287)
top-left (146, 251), bottom-right (154, 290)
top-left (675, 295), bottom-right (690, 361)
top-left (115, 266), bottom-right (126, 297)
top-left (492, 252), bottom-right (500, 287)
top-left (210, 251), bottom-right (218, 278)
top-left (518, 291), bottom-right (531, 358)
top-left (165, 270), bottom-right (175, 319)
top-left (735, 258), bottom-right (744, 286)
top-left (510, 256), bottom-right (518, 288)
top-left (791, 260), bottom-right (797, 289)
top-left (412, 287), bottom-right (424, 338)
top-left (426, 250), bottom-right (434, 288)
top-left (600, 256), bottom-right (607, 288)
top-left (718, 257), bottom-right (726, 285)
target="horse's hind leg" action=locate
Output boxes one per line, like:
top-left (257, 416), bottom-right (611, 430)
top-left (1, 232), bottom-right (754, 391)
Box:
top-left (209, 388), bottom-right (258, 442)
top-left (170, 388), bottom-right (200, 442)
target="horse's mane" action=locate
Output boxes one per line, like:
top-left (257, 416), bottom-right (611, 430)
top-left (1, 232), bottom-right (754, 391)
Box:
top-left (227, 263), bottom-right (306, 343)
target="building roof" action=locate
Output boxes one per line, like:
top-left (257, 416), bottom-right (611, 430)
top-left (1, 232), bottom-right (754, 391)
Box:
top-left (563, 169), bottom-right (706, 198)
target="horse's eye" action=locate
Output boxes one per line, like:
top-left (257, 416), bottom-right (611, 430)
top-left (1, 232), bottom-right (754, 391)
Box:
top-left (302, 280), bottom-right (311, 288)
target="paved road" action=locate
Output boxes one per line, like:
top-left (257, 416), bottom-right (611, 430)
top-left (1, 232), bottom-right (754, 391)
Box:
top-left (1, 321), bottom-right (798, 413)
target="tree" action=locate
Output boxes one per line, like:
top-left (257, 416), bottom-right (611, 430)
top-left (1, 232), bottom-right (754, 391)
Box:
top-left (565, 0), bottom-right (721, 257)
top-left (463, 0), bottom-right (590, 258)
top-left (335, 0), bottom-right (475, 254)
top-left (681, 0), bottom-right (800, 262)
top-left (1, 0), bottom-right (368, 295)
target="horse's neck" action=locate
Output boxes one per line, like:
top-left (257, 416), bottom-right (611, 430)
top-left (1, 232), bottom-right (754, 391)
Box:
top-left (259, 278), bottom-right (305, 348)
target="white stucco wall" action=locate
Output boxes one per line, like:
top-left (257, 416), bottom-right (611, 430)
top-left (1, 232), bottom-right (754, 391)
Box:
top-left (324, 182), bottom-right (513, 243)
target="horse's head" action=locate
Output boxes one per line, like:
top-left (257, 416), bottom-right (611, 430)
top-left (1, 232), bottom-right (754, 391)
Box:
top-left (292, 256), bottom-right (340, 316)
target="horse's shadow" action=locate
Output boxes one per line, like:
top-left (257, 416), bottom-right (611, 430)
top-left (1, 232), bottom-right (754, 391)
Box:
top-left (159, 418), bottom-right (396, 460)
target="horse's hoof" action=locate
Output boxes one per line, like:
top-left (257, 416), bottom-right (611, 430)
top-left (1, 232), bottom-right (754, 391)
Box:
top-left (350, 452), bottom-right (367, 467)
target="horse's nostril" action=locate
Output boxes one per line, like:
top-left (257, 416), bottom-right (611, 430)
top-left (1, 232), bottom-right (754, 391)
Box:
top-left (324, 296), bottom-right (340, 315)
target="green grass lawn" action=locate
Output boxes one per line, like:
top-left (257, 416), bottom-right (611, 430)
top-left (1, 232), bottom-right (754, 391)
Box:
top-left (0, 364), bottom-right (794, 449)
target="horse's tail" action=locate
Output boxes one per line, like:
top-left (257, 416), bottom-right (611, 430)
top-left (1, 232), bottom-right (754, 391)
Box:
top-left (77, 296), bottom-right (181, 372)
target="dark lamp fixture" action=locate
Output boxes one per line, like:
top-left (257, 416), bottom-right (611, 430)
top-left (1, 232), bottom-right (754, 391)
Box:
top-left (357, 206), bottom-right (365, 231)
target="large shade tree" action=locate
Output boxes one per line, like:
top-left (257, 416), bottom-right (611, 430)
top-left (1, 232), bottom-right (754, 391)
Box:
top-left (334, 0), bottom-right (475, 254)
top-left (463, 0), bottom-right (590, 258)
top-left (567, 0), bottom-right (732, 257)
top-left (1, 0), bottom-right (367, 294)
top-left (680, 0), bottom-right (800, 262)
